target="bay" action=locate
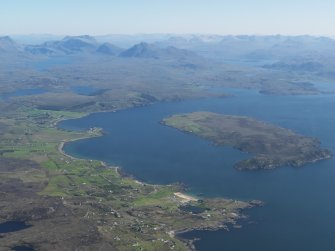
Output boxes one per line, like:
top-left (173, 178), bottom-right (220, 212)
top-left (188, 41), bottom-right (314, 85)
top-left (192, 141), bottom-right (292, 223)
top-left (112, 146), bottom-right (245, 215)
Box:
top-left (60, 89), bottom-right (335, 251)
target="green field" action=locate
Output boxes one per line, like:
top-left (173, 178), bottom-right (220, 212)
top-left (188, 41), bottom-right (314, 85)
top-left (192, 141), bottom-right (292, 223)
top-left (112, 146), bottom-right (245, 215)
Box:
top-left (0, 108), bottom-right (255, 250)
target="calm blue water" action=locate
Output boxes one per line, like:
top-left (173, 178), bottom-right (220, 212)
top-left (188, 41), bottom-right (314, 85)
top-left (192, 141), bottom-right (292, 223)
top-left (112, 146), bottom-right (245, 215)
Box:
top-left (60, 90), bottom-right (335, 251)
top-left (0, 221), bottom-right (31, 234)
top-left (11, 246), bottom-right (35, 251)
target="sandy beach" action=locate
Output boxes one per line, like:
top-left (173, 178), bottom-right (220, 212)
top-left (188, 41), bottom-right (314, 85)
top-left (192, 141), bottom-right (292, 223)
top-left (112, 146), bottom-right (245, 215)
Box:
top-left (58, 140), bottom-right (79, 160)
top-left (174, 192), bottom-right (198, 203)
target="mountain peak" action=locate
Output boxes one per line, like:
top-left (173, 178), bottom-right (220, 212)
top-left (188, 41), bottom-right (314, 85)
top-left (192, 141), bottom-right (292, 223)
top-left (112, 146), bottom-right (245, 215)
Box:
top-left (96, 42), bottom-right (123, 55)
top-left (119, 42), bottom-right (159, 58)
top-left (25, 35), bottom-right (100, 55)
top-left (0, 36), bottom-right (19, 52)
top-left (0, 36), bottom-right (13, 42)
top-left (119, 42), bottom-right (197, 59)
top-left (62, 35), bottom-right (97, 44)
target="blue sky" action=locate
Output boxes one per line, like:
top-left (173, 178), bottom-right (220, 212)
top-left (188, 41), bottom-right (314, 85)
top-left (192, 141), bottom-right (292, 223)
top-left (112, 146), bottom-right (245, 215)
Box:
top-left (1, 0), bottom-right (334, 36)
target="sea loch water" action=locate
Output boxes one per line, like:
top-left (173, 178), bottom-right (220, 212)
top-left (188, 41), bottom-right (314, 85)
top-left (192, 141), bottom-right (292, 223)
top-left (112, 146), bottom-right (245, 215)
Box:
top-left (60, 89), bottom-right (335, 251)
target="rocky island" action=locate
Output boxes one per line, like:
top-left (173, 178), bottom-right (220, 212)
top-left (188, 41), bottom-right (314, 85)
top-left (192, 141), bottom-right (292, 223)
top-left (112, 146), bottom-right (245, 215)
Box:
top-left (162, 112), bottom-right (331, 170)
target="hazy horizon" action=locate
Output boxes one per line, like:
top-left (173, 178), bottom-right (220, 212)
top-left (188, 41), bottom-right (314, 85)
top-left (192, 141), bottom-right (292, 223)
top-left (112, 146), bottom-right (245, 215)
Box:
top-left (4, 33), bottom-right (335, 37)
top-left (1, 0), bottom-right (335, 37)
top-left (4, 33), bottom-right (335, 42)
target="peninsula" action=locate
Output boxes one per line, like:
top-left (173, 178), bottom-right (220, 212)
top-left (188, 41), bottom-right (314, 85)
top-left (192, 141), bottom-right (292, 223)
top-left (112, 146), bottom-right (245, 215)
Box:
top-left (0, 108), bottom-right (261, 251)
top-left (162, 112), bottom-right (331, 170)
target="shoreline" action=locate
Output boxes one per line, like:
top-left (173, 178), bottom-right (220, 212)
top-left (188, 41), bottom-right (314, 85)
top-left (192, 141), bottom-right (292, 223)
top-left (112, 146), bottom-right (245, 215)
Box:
top-left (174, 192), bottom-right (198, 203)
top-left (57, 136), bottom-right (93, 161)
top-left (161, 113), bottom-right (332, 171)
top-left (58, 140), bottom-right (78, 160)
top-left (56, 110), bottom-right (261, 251)
top-left (58, 137), bottom-right (201, 205)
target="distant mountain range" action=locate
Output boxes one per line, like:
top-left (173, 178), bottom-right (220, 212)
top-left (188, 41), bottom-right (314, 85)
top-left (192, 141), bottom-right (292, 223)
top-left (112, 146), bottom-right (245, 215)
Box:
top-left (0, 35), bottom-right (201, 61)
top-left (155, 34), bottom-right (335, 61)
top-left (25, 35), bottom-right (103, 55)
top-left (1, 34), bottom-right (335, 65)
